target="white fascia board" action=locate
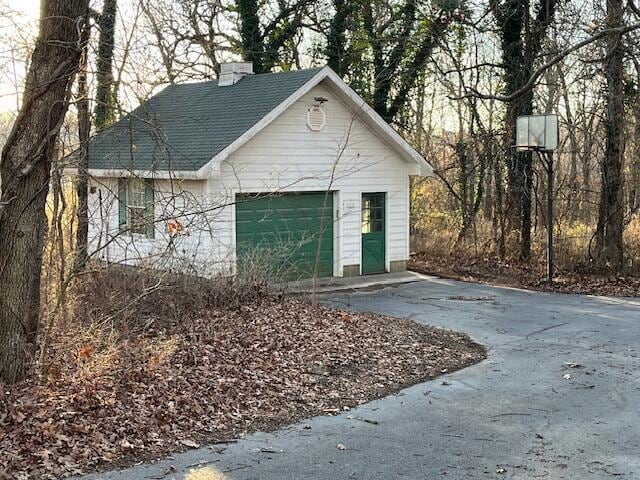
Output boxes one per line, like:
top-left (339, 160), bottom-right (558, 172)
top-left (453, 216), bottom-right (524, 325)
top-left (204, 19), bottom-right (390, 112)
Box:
top-left (320, 68), bottom-right (433, 177)
top-left (195, 158), bottom-right (221, 179)
top-left (88, 168), bottom-right (204, 180)
top-left (200, 66), bottom-right (433, 178)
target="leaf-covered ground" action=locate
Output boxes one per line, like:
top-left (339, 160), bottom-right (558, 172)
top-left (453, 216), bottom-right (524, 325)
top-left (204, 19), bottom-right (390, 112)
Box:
top-left (410, 254), bottom-right (640, 297)
top-left (0, 269), bottom-right (485, 479)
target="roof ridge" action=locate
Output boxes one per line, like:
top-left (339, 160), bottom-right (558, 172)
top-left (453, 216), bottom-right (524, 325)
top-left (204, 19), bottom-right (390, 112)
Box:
top-left (170, 66), bottom-right (325, 89)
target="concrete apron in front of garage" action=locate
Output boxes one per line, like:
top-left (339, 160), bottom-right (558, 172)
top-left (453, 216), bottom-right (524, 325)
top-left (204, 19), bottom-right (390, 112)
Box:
top-left (281, 270), bottom-right (434, 294)
top-left (79, 277), bottom-right (640, 480)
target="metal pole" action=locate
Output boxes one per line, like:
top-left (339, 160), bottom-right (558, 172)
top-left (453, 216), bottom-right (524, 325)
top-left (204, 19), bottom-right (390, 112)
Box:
top-left (546, 151), bottom-right (554, 281)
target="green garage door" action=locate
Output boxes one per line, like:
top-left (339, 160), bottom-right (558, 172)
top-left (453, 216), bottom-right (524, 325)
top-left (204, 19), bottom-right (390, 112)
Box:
top-left (235, 192), bottom-right (334, 279)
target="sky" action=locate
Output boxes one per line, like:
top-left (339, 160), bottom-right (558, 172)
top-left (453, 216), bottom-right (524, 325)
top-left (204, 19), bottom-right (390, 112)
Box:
top-left (8, 0), bottom-right (38, 15)
top-left (0, 0), bottom-right (39, 112)
top-left (0, 0), bottom-right (510, 138)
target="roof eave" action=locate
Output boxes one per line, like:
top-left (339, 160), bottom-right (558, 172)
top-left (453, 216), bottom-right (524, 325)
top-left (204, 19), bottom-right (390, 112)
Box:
top-left (204, 66), bottom-right (433, 177)
top-left (87, 168), bottom-right (207, 180)
top-left (319, 68), bottom-right (433, 177)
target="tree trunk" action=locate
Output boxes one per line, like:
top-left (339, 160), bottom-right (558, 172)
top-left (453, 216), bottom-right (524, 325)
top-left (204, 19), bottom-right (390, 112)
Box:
top-left (491, 0), bottom-right (558, 260)
top-left (494, 156), bottom-right (506, 258)
top-left (629, 96), bottom-right (640, 214)
top-left (237, 0), bottom-right (264, 72)
top-left (484, 148), bottom-right (494, 220)
top-left (505, 92), bottom-right (534, 260)
top-left (326, 0), bottom-right (353, 77)
top-left (596, 0), bottom-right (625, 269)
top-left (581, 113), bottom-right (595, 221)
top-left (74, 23), bottom-right (91, 271)
top-left (0, 0), bottom-right (88, 384)
top-left (559, 68), bottom-right (579, 223)
top-left (94, 0), bottom-right (118, 130)
top-left (456, 140), bottom-right (472, 244)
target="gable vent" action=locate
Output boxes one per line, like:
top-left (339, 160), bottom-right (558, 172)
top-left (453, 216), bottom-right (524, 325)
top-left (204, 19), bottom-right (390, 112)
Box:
top-left (306, 105), bottom-right (326, 131)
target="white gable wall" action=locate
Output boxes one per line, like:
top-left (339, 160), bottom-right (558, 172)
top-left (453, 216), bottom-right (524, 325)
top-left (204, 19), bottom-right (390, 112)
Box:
top-left (212, 80), bottom-right (410, 275)
top-left (88, 80), bottom-right (411, 277)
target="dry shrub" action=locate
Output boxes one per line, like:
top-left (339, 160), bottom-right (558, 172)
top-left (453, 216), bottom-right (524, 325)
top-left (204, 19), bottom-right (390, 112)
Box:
top-left (39, 264), bottom-right (277, 384)
top-left (412, 174), bottom-right (640, 275)
top-left (72, 264), bottom-right (275, 329)
top-left (624, 215), bottom-right (640, 272)
top-left (410, 215), bottom-right (640, 295)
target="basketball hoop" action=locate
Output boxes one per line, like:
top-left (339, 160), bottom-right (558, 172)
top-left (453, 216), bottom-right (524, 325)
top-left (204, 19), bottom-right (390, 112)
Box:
top-left (516, 114), bottom-right (559, 282)
top-left (516, 114), bottom-right (558, 152)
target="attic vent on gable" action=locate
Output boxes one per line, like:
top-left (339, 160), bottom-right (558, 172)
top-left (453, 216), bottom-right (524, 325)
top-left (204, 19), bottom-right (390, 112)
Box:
top-left (306, 105), bottom-right (326, 131)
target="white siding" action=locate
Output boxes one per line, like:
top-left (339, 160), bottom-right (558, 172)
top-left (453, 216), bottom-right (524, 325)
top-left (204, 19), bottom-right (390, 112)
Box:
top-left (87, 178), bottom-right (228, 275)
top-left (88, 79), bottom-right (411, 276)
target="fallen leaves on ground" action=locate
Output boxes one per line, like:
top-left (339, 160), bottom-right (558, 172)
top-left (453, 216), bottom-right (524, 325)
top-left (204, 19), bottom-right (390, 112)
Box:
top-left (410, 254), bottom-right (640, 297)
top-left (0, 270), bottom-right (485, 479)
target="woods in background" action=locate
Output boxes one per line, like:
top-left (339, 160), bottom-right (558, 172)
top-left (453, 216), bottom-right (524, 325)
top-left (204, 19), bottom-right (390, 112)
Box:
top-left (134, 0), bottom-right (640, 270)
top-left (1, 0), bottom-right (640, 382)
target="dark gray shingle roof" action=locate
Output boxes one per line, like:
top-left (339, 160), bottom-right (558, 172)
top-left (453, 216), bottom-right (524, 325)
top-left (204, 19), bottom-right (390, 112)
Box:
top-left (88, 68), bottom-right (323, 172)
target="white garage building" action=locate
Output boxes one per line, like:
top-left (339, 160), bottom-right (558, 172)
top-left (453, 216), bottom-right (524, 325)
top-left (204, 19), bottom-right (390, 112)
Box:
top-left (86, 63), bottom-right (432, 279)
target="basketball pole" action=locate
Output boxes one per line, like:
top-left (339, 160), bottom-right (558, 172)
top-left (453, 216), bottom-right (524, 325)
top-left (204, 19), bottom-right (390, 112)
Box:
top-left (535, 150), bottom-right (554, 282)
top-left (517, 114), bottom-right (558, 282)
top-left (546, 151), bottom-right (554, 282)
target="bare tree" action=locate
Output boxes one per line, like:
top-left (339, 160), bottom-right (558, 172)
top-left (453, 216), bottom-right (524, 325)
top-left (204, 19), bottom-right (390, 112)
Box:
top-left (236, 0), bottom-right (312, 73)
top-left (0, 0), bottom-right (89, 383)
top-left (490, 0), bottom-right (559, 261)
top-left (94, 0), bottom-right (118, 130)
top-left (362, 0), bottom-right (464, 123)
top-left (594, 0), bottom-right (625, 269)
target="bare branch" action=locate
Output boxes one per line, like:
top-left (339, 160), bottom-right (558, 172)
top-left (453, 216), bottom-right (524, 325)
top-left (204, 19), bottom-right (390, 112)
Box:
top-left (456, 23), bottom-right (640, 102)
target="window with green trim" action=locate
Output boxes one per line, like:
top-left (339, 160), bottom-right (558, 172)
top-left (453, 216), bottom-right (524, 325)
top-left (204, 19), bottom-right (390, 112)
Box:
top-left (361, 194), bottom-right (384, 233)
top-left (118, 178), bottom-right (155, 238)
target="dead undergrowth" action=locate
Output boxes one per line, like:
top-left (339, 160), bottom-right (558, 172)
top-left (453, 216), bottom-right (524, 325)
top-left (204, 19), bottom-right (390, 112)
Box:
top-left (410, 253), bottom-right (640, 297)
top-left (410, 211), bottom-right (640, 297)
top-left (0, 267), bottom-right (485, 479)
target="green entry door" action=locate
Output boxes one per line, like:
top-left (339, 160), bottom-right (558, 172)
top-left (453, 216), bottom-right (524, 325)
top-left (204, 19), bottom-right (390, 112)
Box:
top-left (361, 193), bottom-right (386, 274)
top-left (235, 192), bottom-right (334, 279)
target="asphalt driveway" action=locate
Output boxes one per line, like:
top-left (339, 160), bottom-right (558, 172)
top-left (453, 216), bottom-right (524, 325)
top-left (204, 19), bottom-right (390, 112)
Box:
top-left (82, 276), bottom-right (640, 479)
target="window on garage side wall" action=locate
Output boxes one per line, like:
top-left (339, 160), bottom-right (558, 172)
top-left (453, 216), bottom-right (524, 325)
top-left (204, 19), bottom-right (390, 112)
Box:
top-left (117, 178), bottom-right (155, 238)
